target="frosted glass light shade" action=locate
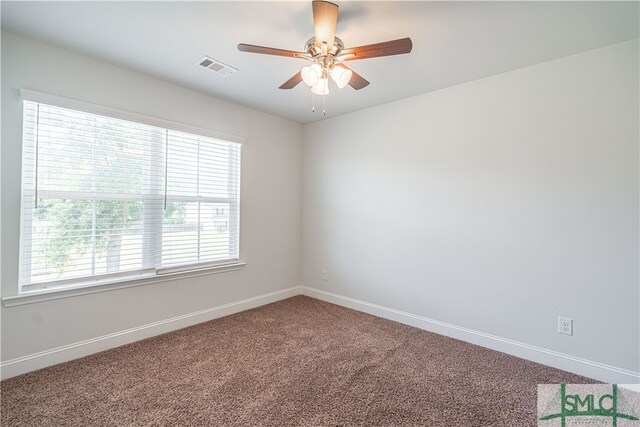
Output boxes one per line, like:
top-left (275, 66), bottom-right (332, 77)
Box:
top-left (330, 66), bottom-right (352, 89)
top-left (311, 78), bottom-right (330, 96)
top-left (302, 64), bottom-right (322, 87)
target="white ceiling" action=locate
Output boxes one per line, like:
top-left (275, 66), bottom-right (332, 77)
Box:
top-left (2, 1), bottom-right (638, 124)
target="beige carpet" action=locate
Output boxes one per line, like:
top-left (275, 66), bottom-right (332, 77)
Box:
top-left (1, 296), bottom-right (593, 426)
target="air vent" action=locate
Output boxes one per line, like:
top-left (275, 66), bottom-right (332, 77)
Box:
top-left (196, 56), bottom-right (237, 77)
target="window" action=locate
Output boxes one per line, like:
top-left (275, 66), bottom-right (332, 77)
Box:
top-left (18, 93), bottom-right (241, 293)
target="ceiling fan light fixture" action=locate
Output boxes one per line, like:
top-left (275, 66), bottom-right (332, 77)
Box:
top-left (238, 1), bottom-right (413, 113)
top-left (311, 77), bottom-right (330, 95)
top-left (302, 63), bottom-right (323, 86)
top-left (330, 65), bottom-right (352, 89)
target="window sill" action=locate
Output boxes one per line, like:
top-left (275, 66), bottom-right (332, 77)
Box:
top-left (2, 262), bottom-right (246, 308)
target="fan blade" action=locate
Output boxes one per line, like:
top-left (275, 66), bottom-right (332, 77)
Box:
top-left (279, 72), bottom-right (303, 90)
top-left (312, 1), bottom-right (339, 50)
top-left (238, 43), bottom-right (305, 58)
top-left (341, 38), bottom-right (413, 61)
top-left (337, 64), bottom-right (370, 90)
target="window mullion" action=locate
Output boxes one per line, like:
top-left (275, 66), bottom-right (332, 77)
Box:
top-left (91, 200), bottom-right (97, 275)
top-left (228, 145), bottom-right (240, 259)
top-left (91, 115), bottom-right (97, 276)
top-left (197, 139), bottom-right (201, 262)
top-left (143, 129), bottom-right (164, 269)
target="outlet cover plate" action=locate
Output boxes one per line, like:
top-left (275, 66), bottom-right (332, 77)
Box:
top-left (558, 316), bottom-right (573, 336)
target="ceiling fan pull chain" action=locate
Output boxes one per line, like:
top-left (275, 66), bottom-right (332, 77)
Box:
top-left (312, 92), bottom-right (315, 113)
top-left (323, 96), bottom-right (326, 116)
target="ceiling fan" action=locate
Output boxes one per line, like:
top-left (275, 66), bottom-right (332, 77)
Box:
top-left (237, 0), bottom-right (412, 97)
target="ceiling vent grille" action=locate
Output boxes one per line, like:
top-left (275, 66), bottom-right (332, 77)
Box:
top-left (196, 56), bottom-right (237, 77)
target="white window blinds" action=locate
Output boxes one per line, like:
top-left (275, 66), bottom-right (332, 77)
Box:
top-left (19, 97), bottom-right (241, 292)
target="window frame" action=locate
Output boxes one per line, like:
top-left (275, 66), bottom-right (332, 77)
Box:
top-left (17, 89), bottom-right (244, 295)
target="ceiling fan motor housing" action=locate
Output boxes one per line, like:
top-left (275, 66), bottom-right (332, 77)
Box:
top-left (305, 37), bottom-right (344, 59)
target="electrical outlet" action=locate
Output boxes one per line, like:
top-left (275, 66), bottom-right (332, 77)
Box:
top-left (321, 270), bottom-right (327, 281)
top-left (558, 317), bottom-right (573, 336)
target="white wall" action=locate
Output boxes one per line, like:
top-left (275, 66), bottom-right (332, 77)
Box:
top-left (1, 33), bottom-right (302, 363)
top-left (302, 39), bottom-right (639, 374)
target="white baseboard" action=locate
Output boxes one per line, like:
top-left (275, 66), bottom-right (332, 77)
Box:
top-left (4, 285), bottom-right (638, 385)
top-left (0, 286), bottom-right (301, 380)
top-left (301, 286), bottom-right (640, 385)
